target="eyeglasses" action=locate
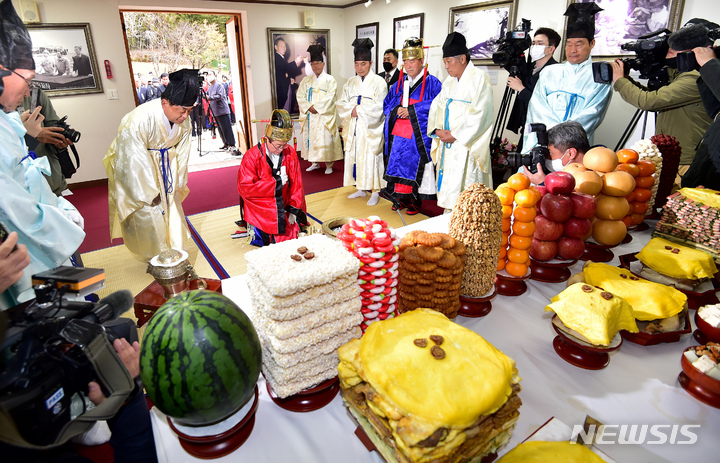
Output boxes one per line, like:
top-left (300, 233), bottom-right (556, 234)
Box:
top-left (270, 140), bottom-right (288, 151)
top-left (11, 69), bottom-right (33, 90)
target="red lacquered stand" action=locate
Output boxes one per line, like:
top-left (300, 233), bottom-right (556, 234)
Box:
top-left (621, 314), bottom-right (692, 346)
top-left (628, 221), bottom-right (650, 232)
top-left (530, 257), bottom-right (578, 283)
top-left (679, 349), bottom-right (720, 409)
top-left (551, 315), bottom-right (622, 370)
top-left (495, 269), bottom-right (531, 297)
top-left (459, 284), bottom-right (497, 318)
top-left (266, 376), bottom-right (339, 412)
top-left (581, 242), bottom-right (615, 263)
top-left (134, 279), bottom-right (222, 327)
top-left (695, 311), bottom-right (720, 344)
top-left (167, 385), bottom-right (259, 459)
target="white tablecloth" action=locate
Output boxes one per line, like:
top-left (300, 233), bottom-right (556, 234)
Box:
top-left (151, 215), bottom-right (719, 463)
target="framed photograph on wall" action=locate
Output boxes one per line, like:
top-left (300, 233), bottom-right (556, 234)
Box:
top-left (393, 13), bottom-right (424, 52)
top-left (449, 1), bottom-right (518, 66)
top-left (356, 22), bottom-right (379, 73)
top-left (563, 0), bottom-right (685, 60)
top-left (26, 23), bottom-right (103, 96)
top-left (267, 28), bottom-right (330, 117)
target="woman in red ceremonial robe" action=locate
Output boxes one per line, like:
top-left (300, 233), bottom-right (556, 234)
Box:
top-left (238, 110), bottom-right (308, 246)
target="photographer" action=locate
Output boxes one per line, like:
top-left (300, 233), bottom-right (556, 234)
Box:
top-left (20, 88), bottom-right (74, 195)
top-left (522, 120), bottom-right (590, 185)
top-left (682, 46), bottom-right (720, 190)
top-left (506, 27), bottom-right (560, 152)
top-left (610, 20), bottom-right (716, 184)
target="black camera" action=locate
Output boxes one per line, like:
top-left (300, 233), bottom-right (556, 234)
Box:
top-left (48, 115), bottom-right (81, 143)
top-left (676, 27), bottom-right (720, 72)
top-left (0, 267), bottom-right (135, 447)
top-left (493, 18), bottom-right (532, 76)
top-left (592, 29), bottom-right (672, 90)
top-left (506, 123), bottom-right (551, 175)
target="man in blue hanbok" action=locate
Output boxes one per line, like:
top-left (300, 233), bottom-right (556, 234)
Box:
top-left (381, 37), bottom-right (442, 215)
top-left (0, 0), bottom-right (84, 309)
top-left (522, 2), bottom-right (612, 153)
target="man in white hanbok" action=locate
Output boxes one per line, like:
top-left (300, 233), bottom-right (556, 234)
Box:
top-left (297, 44), bottom-right (342, 175)
top-left (428, 32), bottom-right (494, 211)
top-left (522, 2), bottom-right (612, 152)
top-left (337, 38), bottom-right (388, 206)
top-left (103, 69), bottom-right (199, 262)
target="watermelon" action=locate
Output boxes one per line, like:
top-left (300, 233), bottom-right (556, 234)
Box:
top-left (140, 290), bottom-right (261, 426)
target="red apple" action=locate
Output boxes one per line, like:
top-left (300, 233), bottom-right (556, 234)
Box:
top-left (563, 217), bottom-right (592, 239)
top-left (545, 171), bottom-right (576, 195)
top-left (536, 185), bottom-right (548, 212)
top-left (570, 192), bottom-right (597, 219)
top-left (530, 238), bottom-right (558, 262)
top-left (540, 193), bottom-right (573, 223)
top-left (557, 236), bottom-right (585, 260)
top-left (534, 215), bottom-right (564, 241)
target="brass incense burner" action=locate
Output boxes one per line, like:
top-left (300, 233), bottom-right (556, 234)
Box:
top-left (147, 249), bottom-right (206, 299)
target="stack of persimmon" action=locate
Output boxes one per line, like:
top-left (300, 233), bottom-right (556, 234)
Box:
top-left (495, 173), bottom-right (539, 277)
top-left (615, 148), bottom-right (655, 227)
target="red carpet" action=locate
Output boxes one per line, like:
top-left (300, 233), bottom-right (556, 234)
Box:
top-left (68, 157), bottom-right (345, 253)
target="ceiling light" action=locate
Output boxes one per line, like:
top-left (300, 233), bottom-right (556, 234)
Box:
top-left (365, 0), bottom-right (372, 7)
top-left (386, 0), bottom-right (391, 3)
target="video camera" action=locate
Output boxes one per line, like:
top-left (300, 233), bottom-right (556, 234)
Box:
top-left (493, 18), bottom-right (532, 76)
top-left (676, 27), bottom-right (720, 72)
top-left (0, 266), bottom-right (136, 448)
top-left (592, 29), bottom-right (673, 90)
top-left (505, 123), bottom-right (551, 175)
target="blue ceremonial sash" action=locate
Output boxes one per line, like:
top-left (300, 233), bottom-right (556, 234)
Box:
top-left (150, 148), bottom-right (173, 209)
top-left (437, 98), bottom-right (470, 192)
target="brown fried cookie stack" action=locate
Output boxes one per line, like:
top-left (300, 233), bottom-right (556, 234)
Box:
top-left (448, 183), bottom-right (503, 298)
top-left (397, 230), bottom-right (466, 318)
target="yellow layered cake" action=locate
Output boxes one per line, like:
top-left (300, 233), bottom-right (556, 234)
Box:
top-left (496, 441), bottom-right (605, 463)
top-left (545, 283), bottom-right (638, 346)
top-left (338, 309), bottom-right (521, 463)
top-left (583, 262), bottom-right (687, 321)
top-left (635, 237), bottom-right (718, 289)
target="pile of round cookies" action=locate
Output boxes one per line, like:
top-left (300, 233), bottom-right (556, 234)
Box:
top-left (398, 231), bottom-right (466, 319)
top-left (336, 216), bottom-right (401, 331)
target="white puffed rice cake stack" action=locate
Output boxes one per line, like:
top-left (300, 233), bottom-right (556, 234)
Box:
top-left (630, 138), bottom-right (663, 216)
top-left (245, 234), bottom-right (362, 398)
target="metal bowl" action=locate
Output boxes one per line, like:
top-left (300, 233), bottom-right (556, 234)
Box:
top-left (321, 217), bottom-right (354, 239)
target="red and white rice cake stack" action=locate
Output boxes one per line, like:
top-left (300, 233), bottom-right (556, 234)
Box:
top-left (655, 189), bottom-right (720, 258)
top-left (245, 234), bottom-right (362, 398)
top-left (336, 216), bottom-right (400, 332)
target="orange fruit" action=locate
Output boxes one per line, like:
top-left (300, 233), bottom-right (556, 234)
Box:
top-left (624, 190), bottom-right (636, 203)
top-left (505, 262), bottom-right (528, 277)
top-left (616, 163), bottom-right (639, 177)
top-left (496, 186), bottom-right (515, 206)
top-left (502, 218), bottom-right (511, 232)
top-left (507, 172), bottom-right (531, 191)
top-left (632, 201), bottom-right (649, 214)
top-left (501, 232), bottom-right (509, 247)
top-left (636, 160), bottom-right (656, 176)
top-left (502, 205), bottom-right (513, 219)
top-left (507, 247), bottom-right (529, 264)
top-left (515, 189), bottom-right (539, 208)
top-left (499, 246), bottom-right (507, 259)
top-left (512, 220), bottom-right (536, 237)
top-left (497, 258), bottom-right (506, 272)
top-left (633, 187), bottom-right (652, 202)
top-left (617, 148), bottom-right (640, 164)
top-left (509, 234), bottom-right (532, 250)
top-left (513, 206), bottom-right (537, 222)
top-left (631, 213), bottom-right (645, 225)
top-left (528, 186), bottom-right (542, 202)
top-left (621, 215), bottom-right (633, 228)
top-left (635, 175), bottom-right (655, 189)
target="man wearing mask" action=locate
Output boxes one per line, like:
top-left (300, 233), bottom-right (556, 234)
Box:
top-left (611, 19), bottom-right (716, 185)
top-left (0, 0), bottom-right (84, 309)
top-left (206, 69), bottom-right (236, 151)
top-left (523, 3), bottom-right (612, 151)
top-left (427, 32), bottom-right (494, 211)
top-left (337, 38), bottom-right (388, 206)
top-left (379, 48), bottom-right (399, 89)
top-left (523, 121), bottom-right (590, 185)
top-left (297, 44), bottom-right (343, 175)
top-left (506, 27), bottom-right (561, 152)
top-left (382, 37), bottom-right (442, 215)
top-left (103, 69), bottom-right (199, 262)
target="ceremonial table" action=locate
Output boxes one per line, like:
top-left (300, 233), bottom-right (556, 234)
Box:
top-left (150, 215), bottom-right (719, 463)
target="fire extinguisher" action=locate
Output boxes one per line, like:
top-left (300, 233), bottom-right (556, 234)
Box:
top-left (104, 60), bottom-right (113, 79)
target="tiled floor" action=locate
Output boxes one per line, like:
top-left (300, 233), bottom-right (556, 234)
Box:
top-left (188, 129), bottom-right (242, 173)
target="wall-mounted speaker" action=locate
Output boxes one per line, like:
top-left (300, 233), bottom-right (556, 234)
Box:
top-left (303, 10), bottom-right (315, 28)
top-left (18, 0), bottom-right (40, 24)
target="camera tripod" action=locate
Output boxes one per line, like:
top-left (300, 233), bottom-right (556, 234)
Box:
top-left (614, 108), bottom-right (653, 152)
top-left (490, 63), bottom-right (526, 156)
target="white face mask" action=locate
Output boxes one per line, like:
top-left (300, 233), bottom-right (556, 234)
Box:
top-left (548, 150), bottom-right (570, 172)
top-left (529, 45), bottom-right (548, 62)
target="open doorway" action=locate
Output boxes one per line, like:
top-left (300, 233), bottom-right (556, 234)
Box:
top-left (119, 10), bottom-right (252, 171)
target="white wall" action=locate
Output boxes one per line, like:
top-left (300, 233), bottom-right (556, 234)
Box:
top-left (13, 0), bottom-right (720, 184)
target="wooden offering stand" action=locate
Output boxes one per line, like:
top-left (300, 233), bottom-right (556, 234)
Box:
top-left (459, 284), bottom-right (498, 318)
top-left (134, 279), bottom-right (222, 327)
top-left (495, 269), bottom-right (531, 297)
top-left (530, 257), bottom-right (578, 284)
top-left (679, 348), bottom-right (720, 409)
top-left (551, 315), bottom-right (622, 370)
top-left (265, 376), bottom-right (339, 412)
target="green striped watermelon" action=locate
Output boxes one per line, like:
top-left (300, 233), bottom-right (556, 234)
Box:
top-left (140, 290), bottom-right (261, 426)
